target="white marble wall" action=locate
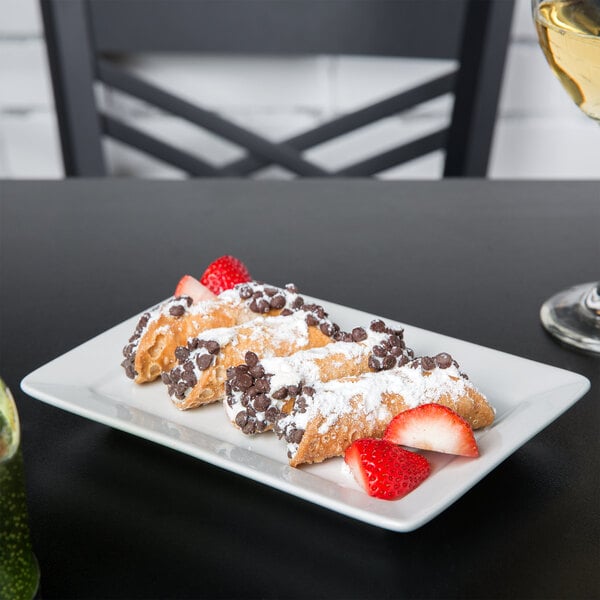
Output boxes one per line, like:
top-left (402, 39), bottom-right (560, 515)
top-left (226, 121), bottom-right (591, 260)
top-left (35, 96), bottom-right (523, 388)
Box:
top-left (0, 0), bottom-right (597, 179)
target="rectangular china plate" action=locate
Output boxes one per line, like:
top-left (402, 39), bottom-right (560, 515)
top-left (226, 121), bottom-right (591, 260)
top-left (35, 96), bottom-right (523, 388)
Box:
top-left (21, 297), bottom-right (590, 531)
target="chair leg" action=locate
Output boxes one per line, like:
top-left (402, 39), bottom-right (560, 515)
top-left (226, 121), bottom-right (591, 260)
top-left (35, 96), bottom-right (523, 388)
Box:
top-left (41, 0), bottom-right (106, 176)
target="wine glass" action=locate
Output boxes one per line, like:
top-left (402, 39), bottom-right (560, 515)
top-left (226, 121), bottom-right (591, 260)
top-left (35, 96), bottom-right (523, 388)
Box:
top-left (532, 0), bottom-right (600, 354)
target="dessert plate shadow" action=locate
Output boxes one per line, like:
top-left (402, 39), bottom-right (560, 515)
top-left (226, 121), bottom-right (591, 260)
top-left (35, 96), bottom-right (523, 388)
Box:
top-left (21, 297), bottom-right (590, 531)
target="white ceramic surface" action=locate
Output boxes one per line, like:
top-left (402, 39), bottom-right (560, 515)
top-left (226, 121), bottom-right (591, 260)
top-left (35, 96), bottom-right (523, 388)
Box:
top-left (21, 297), bottom-right (590, 531)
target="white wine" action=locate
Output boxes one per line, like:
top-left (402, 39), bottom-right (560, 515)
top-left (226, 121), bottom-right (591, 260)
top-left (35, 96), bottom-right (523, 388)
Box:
top-left (535, 0), bottom-right (600, 119)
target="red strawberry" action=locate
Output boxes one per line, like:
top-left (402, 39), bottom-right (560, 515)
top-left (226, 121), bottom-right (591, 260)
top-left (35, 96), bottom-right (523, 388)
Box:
top-left (174, 275), bottom-right (217, 302)
top-left (200, 255), bottom-right (251, 295)
top-left (384, 404), bottom-right (479, 458)
top-left (344, 439), bottom-right (430, 500)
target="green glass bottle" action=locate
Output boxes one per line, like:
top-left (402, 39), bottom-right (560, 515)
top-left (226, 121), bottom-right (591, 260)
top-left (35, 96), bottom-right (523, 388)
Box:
top-left (0, 379), bottom-right (40, 600)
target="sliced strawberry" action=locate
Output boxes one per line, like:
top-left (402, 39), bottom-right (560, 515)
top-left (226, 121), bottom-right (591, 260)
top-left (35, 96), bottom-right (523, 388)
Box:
top-left (384, 404), bottom-right (479, 458)
top-left (174, 275), bottom-right (217, 303)
top-left (200, 255), bottom-right (252, 295)
top-left (344, 439), bottom-right (430, 500)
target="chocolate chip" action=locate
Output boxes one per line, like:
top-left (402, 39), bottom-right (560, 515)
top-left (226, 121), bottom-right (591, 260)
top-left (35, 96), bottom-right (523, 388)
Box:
top-left (320, 322), bottom-right (335, 336)
top-left (372, 345), bottom-right (387, 358)
top-left (169, 304), bottom-right (185, 317)
top-left (302, 386), bottom-right (315, 397)
top-left (174, 346), bottom-right (190, 363)
top-left (238, 285), bottom-right (253, 299)
top-left (272, 387), bottom-right (288, 400)
top-left (264, 287), bottom-right (278, 297)
top-left (196, 353), bottom-right (214, 371)
top-left (435, 352), bottom-right (453, 369)
top-left (421, 356), bottom-right (436, 371)
top-left (205, 340), bottom-right (220, 355)
top-left (244, 386), bottom-right (259, 398)
top-left (259, 299), bottom-right (271, 313)
top-left (161, 372), bottom-right (171, 385)
top-left (306, 314), bottom-right (319, 327)
top-left (287, 428), bottom-right (305, 444)
top-left (383, 356), bottom-right (396, 370)
top-left (249, 364), bottom-right (265, 379)
top-left (242, 421), bottom-right (257, 435)
top-left (253, 394), bottom-right (271, 412)
top-left (122, 360), bottom-right (136, 379)
top-left (182, 370), bottom-right (197, 387)
top-left (389, 335), bottom-right (404, 347)
top-left (307, 304), bottom-right (326, 319)
top-left (292, 297), bottom-right (304, 309)
top-left (287, 385), bottom-right (299, 397)
top-left (351, 327), bottom-right (368, 342)
top-left (270, 294), bottom-right (286, 309)
top-left (265, 407), bottom-right (280, 423)
top-left (281, 308), bottom-right (294, 316)
top-left (235, 372), bottom-right (253, 390)
top-left (255, 378), bottom-right (270, 393)
top-left (368, 355), bottom-right (382, 371)
top-left (138, 313), bottom-right (150, 328)
top-left (245, 351), bottom-right (259, 367)
top-left (295, 397), bottom-right (307, 413)
top-left (256, 420), bottom-right (268, 433)
top-left (235, 412), bottom-right (248, 428)
top-left (370, 319), bottom-right (386, 332)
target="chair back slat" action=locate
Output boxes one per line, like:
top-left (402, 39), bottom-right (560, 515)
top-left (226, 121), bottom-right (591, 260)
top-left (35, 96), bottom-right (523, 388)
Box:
top-left (101, 115), bottom-right (229, 176)
top-left (337, 129), bottom-right (449, 177)
top-left (42, 0), bottom-right (106, 175)
top-left (89, 0), bottom-right (467, 58)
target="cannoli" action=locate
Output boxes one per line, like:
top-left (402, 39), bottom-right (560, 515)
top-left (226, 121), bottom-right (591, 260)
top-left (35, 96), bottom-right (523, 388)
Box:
top-left (163, 304), bottom-right (339, 410)
top-left (122, 282), bottom-right (306, 383)
top-left (275, 354), bottom-right (495, 466)
top-left (225, 319), bottom-right (414, 434)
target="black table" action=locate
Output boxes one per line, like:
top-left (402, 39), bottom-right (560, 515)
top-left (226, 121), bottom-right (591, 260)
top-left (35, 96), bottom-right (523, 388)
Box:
top-left (1, 179), bottom-right (598, 599)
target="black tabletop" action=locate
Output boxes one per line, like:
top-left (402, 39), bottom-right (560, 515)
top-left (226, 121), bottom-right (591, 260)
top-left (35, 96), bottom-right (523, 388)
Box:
top-left (1, 179), bottom-right (598, 599)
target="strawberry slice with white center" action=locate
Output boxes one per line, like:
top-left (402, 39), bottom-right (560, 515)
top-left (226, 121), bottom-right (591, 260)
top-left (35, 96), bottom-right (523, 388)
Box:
top-left (344, 439), bottom-right (430, 500)
top-left (174, 275), bottom-right (217, 303)
top-left (384, 403), bottom-right (479, 458)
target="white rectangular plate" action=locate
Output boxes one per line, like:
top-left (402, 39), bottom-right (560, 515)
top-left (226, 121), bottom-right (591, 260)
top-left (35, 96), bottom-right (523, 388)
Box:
top-left (21, 297), bottom-right (590, 531)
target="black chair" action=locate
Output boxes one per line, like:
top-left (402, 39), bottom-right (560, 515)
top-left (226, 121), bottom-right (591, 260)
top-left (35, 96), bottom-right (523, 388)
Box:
top-left (41, 0), bottom-right (514, 177)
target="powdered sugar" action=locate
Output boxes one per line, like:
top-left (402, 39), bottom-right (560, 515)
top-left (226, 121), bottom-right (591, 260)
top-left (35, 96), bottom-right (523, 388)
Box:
top-left (281, 361), bottom-right (473, 459)
top-left (225, 325), bottom-right (402, 427)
